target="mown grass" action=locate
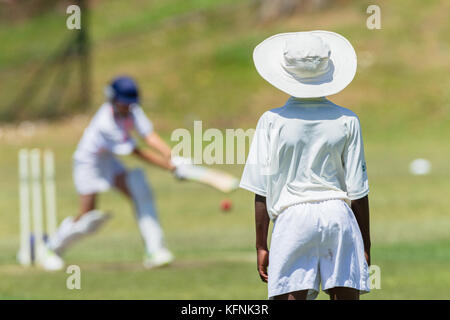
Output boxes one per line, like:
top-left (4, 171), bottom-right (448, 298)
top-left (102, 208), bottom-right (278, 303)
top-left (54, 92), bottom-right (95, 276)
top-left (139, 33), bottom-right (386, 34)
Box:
top-left (0, 118), bottom-right (449, 299)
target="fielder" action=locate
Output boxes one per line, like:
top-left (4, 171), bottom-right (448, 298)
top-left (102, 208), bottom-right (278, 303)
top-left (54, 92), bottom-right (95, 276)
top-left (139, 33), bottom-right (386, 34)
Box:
top-left (49, 76), bottom-right (182, 268)
top-left (240, 31), bottom-right (371, 300)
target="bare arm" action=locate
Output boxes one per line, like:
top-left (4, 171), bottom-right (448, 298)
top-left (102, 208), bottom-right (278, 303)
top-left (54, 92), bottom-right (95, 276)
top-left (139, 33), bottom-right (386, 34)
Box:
top-left (255, 194), bottom-right (270, 282)
top-left (350, 195), bottom-right (371, 265)
top-left (133, 147), bottom-right (175, 172)
top-left (145, 132), bottom-right (172, 160)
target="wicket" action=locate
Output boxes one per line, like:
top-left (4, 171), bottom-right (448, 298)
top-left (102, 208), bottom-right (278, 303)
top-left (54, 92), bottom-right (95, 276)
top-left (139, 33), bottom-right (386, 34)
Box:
top-left (17, 148), bottom-right (58, 266)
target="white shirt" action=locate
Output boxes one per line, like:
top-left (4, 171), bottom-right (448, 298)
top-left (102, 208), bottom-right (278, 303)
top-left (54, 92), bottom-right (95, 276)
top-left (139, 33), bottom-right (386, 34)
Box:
top-left (74, 102), bottom-right (154, 163)
top-left (240, 97), bottom-right (369, 220)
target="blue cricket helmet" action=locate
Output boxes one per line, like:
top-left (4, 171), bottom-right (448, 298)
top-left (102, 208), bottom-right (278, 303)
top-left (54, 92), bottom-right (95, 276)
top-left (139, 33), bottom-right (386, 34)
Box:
top-left (106, 76), bottom-right (140, 104)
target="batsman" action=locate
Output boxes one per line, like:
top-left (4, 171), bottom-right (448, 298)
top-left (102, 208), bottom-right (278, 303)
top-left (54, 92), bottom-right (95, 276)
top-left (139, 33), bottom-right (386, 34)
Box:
top-left (49, 76), bottom-right (183, 268)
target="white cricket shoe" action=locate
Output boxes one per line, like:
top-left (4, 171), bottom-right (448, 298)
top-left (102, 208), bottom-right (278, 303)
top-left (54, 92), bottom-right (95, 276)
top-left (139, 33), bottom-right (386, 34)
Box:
top-left (143, 248), bottom-right (174, 269)
top-left (36, 245), bottom-right (65, 271)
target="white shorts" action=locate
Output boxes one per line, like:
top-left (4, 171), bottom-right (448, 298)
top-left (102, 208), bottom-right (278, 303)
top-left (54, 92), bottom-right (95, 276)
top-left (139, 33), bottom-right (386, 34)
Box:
top-left (73, 155), bottom-right (126, 195)
top-left (268, 199), bottom-right (370, 300)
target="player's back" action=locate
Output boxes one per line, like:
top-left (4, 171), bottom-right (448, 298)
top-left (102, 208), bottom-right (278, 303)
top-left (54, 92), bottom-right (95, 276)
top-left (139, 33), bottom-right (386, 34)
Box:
top-left (256, 97), bottom-right (366, 217)
top-left (268, 97), bottom-right (352, 159)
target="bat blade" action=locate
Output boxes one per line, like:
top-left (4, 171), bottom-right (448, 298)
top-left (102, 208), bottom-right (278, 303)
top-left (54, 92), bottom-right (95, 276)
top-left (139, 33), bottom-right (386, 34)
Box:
top-left (182, 165), bottom-right (239, 193)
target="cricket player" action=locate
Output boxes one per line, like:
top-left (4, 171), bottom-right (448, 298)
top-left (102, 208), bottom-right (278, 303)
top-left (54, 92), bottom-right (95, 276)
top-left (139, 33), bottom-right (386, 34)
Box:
top-left (240, 31), bottom-right (371, 299)
top-left (49, 76), bottom-right (181, 268)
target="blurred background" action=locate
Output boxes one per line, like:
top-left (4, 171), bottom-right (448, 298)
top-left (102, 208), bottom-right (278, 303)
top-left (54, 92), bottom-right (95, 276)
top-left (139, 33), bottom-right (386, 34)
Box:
top-left (0, 0), bottom-right (449, 299)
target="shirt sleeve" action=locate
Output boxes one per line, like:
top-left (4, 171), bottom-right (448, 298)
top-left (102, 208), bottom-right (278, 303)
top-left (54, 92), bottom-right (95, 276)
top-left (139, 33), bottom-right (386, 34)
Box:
top-left (342, 115), bottom-right (369, 200)
top-left (132, 105), bottom-right (154, 138)
top-left (239, 113), bottom-right (270, 197)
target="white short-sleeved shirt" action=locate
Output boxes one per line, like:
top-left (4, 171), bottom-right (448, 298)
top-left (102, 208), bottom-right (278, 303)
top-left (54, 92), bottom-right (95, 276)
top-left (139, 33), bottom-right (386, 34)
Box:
top-left (73, 102), bottom-right (154, 163)
top-left (240, 97), bottom-right (369, 220)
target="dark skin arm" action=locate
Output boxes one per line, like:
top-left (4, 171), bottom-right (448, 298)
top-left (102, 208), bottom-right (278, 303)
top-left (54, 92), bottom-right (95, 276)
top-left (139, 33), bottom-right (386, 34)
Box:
top-left (255, 194), bottom-right (270, 283)
top-left (350, 195), bottom-right (371, 265)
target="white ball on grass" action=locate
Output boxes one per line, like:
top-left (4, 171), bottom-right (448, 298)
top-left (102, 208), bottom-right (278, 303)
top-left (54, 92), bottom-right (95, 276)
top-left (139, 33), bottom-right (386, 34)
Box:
top-left (409, 158), bottom-right (431, 175)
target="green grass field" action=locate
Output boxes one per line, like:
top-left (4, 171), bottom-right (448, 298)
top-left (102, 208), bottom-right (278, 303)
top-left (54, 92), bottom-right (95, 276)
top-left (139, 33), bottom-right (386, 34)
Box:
top-left (1, 0), bottom-right (449, 299)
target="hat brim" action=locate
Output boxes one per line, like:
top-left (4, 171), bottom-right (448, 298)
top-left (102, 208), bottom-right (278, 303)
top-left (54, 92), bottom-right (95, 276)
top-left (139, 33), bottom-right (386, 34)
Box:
top-left (115, 96), bottom-right (139, 104)
top-left (253, 31), bottom-right (357, 98)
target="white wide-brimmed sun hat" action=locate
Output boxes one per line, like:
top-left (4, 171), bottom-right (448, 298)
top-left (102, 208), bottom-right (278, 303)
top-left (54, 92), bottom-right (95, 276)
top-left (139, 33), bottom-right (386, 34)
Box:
top-left (253, 30), bottom-right (357, 98)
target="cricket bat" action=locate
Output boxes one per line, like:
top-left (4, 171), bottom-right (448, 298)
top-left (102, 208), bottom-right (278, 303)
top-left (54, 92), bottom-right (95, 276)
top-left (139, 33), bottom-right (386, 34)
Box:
top-left (172, 157), bottom-right (239, 193)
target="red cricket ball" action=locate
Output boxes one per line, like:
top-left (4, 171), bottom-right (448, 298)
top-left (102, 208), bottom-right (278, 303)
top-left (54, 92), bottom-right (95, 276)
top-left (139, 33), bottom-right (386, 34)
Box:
top-left (220, 199), bottom-right (232, 212)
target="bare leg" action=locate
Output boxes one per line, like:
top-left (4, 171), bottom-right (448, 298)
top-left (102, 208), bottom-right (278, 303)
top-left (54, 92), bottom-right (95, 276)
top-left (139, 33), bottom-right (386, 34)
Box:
top-left (74, 171), bottom-right (129, 222)
top-left (114, 172), bottom-right (132, 198)
top-left (273, 290), bottom-right (309, 300)
top-left (74, 193), bottom-right (97, 222)
top-left (74, 171), bottom-right (129, 223)
top-left (328, 287), bottom-right (360, 300)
